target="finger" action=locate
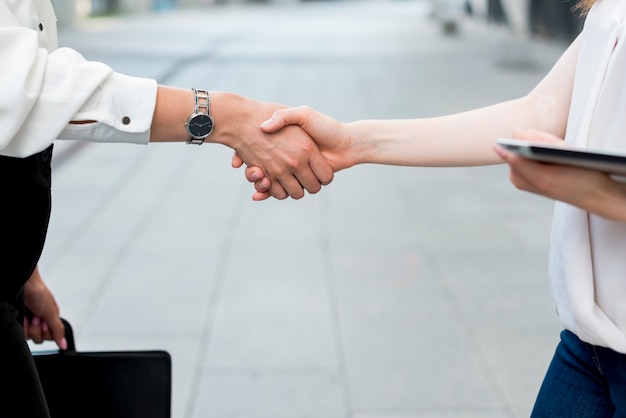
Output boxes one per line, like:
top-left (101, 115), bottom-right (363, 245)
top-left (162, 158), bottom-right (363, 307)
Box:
top-left (308, 151), bottom-right (334, 186)
top-left (512, 129), bottom-right (564, 145)
top-left (269, 181), bottom-right (290, 200)
top-left (493, 144), bottom-right (511, 162)
top-left (255, 178), bottom-right (271, 193)
top-left (247, 168), bottom-right (287, 199)
top-left (231, 152), bottom-right (244, 169)
top-left (29, 316), bottom-right (43, 344)
top-left (494, 145), bottom-right (543, 191)
top-left (41, 321), bottom-right (53, 342)
top-left (260, 106), bottom-right (311, 134)
top-left (259, 117), bottom-right (284, 133)
top-left (252, 191), bottom-right (272, 201)
top-left (277, 176), bottom-right (306, 200)
top-left (494, 145), bottom-right (530, 172)
top-left (294, 167), bottom-right (323, 195)
top-left (245, 166), bottom-right (265, 183)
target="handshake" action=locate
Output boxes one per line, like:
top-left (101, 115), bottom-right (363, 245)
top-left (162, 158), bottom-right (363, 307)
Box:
top-left (219, 96), bottom-right (355, 202)
top-left (190, 90), bottom-right (607, 222)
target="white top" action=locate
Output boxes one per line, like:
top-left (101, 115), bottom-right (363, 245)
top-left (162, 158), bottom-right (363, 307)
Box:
top-left (0, 0), bottom-right (157, 158)
top-left (551, 0), bottom-right (626, 352)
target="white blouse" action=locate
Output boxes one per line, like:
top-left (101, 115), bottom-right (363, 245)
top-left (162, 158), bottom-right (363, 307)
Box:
top-left (0, 0), bottom-right (157, 157)
top-left (551, 0), bottom-right (626, 352)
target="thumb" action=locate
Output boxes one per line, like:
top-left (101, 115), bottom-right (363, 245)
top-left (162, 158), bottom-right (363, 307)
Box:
top-left (493, 144), bottom-right (512, 162)
top-left (260, 106), bottom-right (310, 133)
top-left (260, 117), bottom-right (284, 133)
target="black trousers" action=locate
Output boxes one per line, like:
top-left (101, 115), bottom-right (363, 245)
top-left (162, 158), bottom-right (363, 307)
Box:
top-left (0, 145), bottom-right (53, 418)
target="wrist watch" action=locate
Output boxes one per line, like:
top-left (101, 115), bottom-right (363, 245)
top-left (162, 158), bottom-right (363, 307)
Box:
top-left (185, 88), bottom-right (214, 145)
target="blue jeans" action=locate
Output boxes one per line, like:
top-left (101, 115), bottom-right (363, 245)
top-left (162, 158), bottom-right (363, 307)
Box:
top-left (532, 330), bottom-right (626, 417)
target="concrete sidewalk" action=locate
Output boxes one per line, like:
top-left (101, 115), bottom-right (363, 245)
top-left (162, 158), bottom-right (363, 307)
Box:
top-left (37, 2), bottom-right (569, 417)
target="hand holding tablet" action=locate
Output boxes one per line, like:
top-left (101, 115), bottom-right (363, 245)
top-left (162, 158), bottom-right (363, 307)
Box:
top-left (496, 138), bottom-right (626, 176)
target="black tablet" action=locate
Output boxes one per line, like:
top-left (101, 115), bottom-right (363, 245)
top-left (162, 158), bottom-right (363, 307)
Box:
top-left (496, 138), bottom-right (626, 176)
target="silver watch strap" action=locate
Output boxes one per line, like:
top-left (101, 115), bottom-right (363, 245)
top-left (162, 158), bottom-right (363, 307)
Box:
top-left (186, 88), bottom-right (211, 145)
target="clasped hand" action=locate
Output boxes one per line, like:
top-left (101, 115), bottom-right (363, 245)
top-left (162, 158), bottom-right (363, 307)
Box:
top-left (232, 106), bottom-right (351, 201)
top-left (222, 99), bottom-right (340, 200)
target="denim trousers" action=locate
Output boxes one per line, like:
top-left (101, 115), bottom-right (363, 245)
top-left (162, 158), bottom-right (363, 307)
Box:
top-left (532, 329), bottom-right (626, 418)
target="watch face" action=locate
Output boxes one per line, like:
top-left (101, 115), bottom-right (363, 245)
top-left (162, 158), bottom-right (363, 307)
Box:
top-left (188, 114), bottom-right (214, 138)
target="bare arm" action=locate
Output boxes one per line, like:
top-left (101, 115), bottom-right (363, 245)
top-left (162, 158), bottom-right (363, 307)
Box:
top-left (260, 35), bottom-right (580, 171)
top-left (150, 87), bottom-right (333, 200)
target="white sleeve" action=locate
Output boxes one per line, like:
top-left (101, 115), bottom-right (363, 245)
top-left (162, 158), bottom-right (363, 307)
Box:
top-left (0, 0), bottom-right (158, 158)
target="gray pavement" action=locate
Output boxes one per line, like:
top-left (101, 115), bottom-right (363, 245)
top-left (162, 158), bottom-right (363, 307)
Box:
top-left (35, 2), bottom-right (570, 417)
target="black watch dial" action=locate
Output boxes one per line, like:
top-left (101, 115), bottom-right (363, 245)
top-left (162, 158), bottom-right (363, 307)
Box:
top-left (188, 114), bottom-right (214, 138)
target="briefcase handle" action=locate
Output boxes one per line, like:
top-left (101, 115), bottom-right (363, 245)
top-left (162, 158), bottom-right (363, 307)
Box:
top-left (59, 318), bottom-right (76, 352)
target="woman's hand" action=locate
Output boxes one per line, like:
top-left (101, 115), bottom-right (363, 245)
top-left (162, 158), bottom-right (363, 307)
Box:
top-left (23, 267), bottom-right (67, 350)
top-left (233, 106), bottom-right (354, 201)
top-left (494, 129), bottom-right (626, 222)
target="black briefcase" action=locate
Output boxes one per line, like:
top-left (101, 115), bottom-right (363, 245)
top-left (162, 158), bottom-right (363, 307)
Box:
top-left (32, 319), bottom-right (171, 418)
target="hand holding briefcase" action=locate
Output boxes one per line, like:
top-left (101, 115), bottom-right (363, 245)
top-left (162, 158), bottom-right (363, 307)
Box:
top-left (32, 318), bottom-right (171, 418)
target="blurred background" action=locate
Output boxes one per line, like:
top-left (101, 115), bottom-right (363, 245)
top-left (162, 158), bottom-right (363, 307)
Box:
top-left (38, 0), bottom-right (585, 417)
top-left (52, 0), bottom-right (585, 40)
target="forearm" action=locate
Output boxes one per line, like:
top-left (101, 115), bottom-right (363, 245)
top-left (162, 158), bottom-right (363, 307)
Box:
top-left (150, 87), bottom-right (332, 200)
top-left (345, 36), bottom-right (579, 168)
top-left (346, 97), bottom-right (536, 167)
top-left (149, 87), bottom-right (274, 148)
top-left (149, 86), bottom-right (194, 143)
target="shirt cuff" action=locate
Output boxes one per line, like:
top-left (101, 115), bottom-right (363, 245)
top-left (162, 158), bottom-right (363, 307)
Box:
top-left (58, 73), bottom-right (158, 145)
